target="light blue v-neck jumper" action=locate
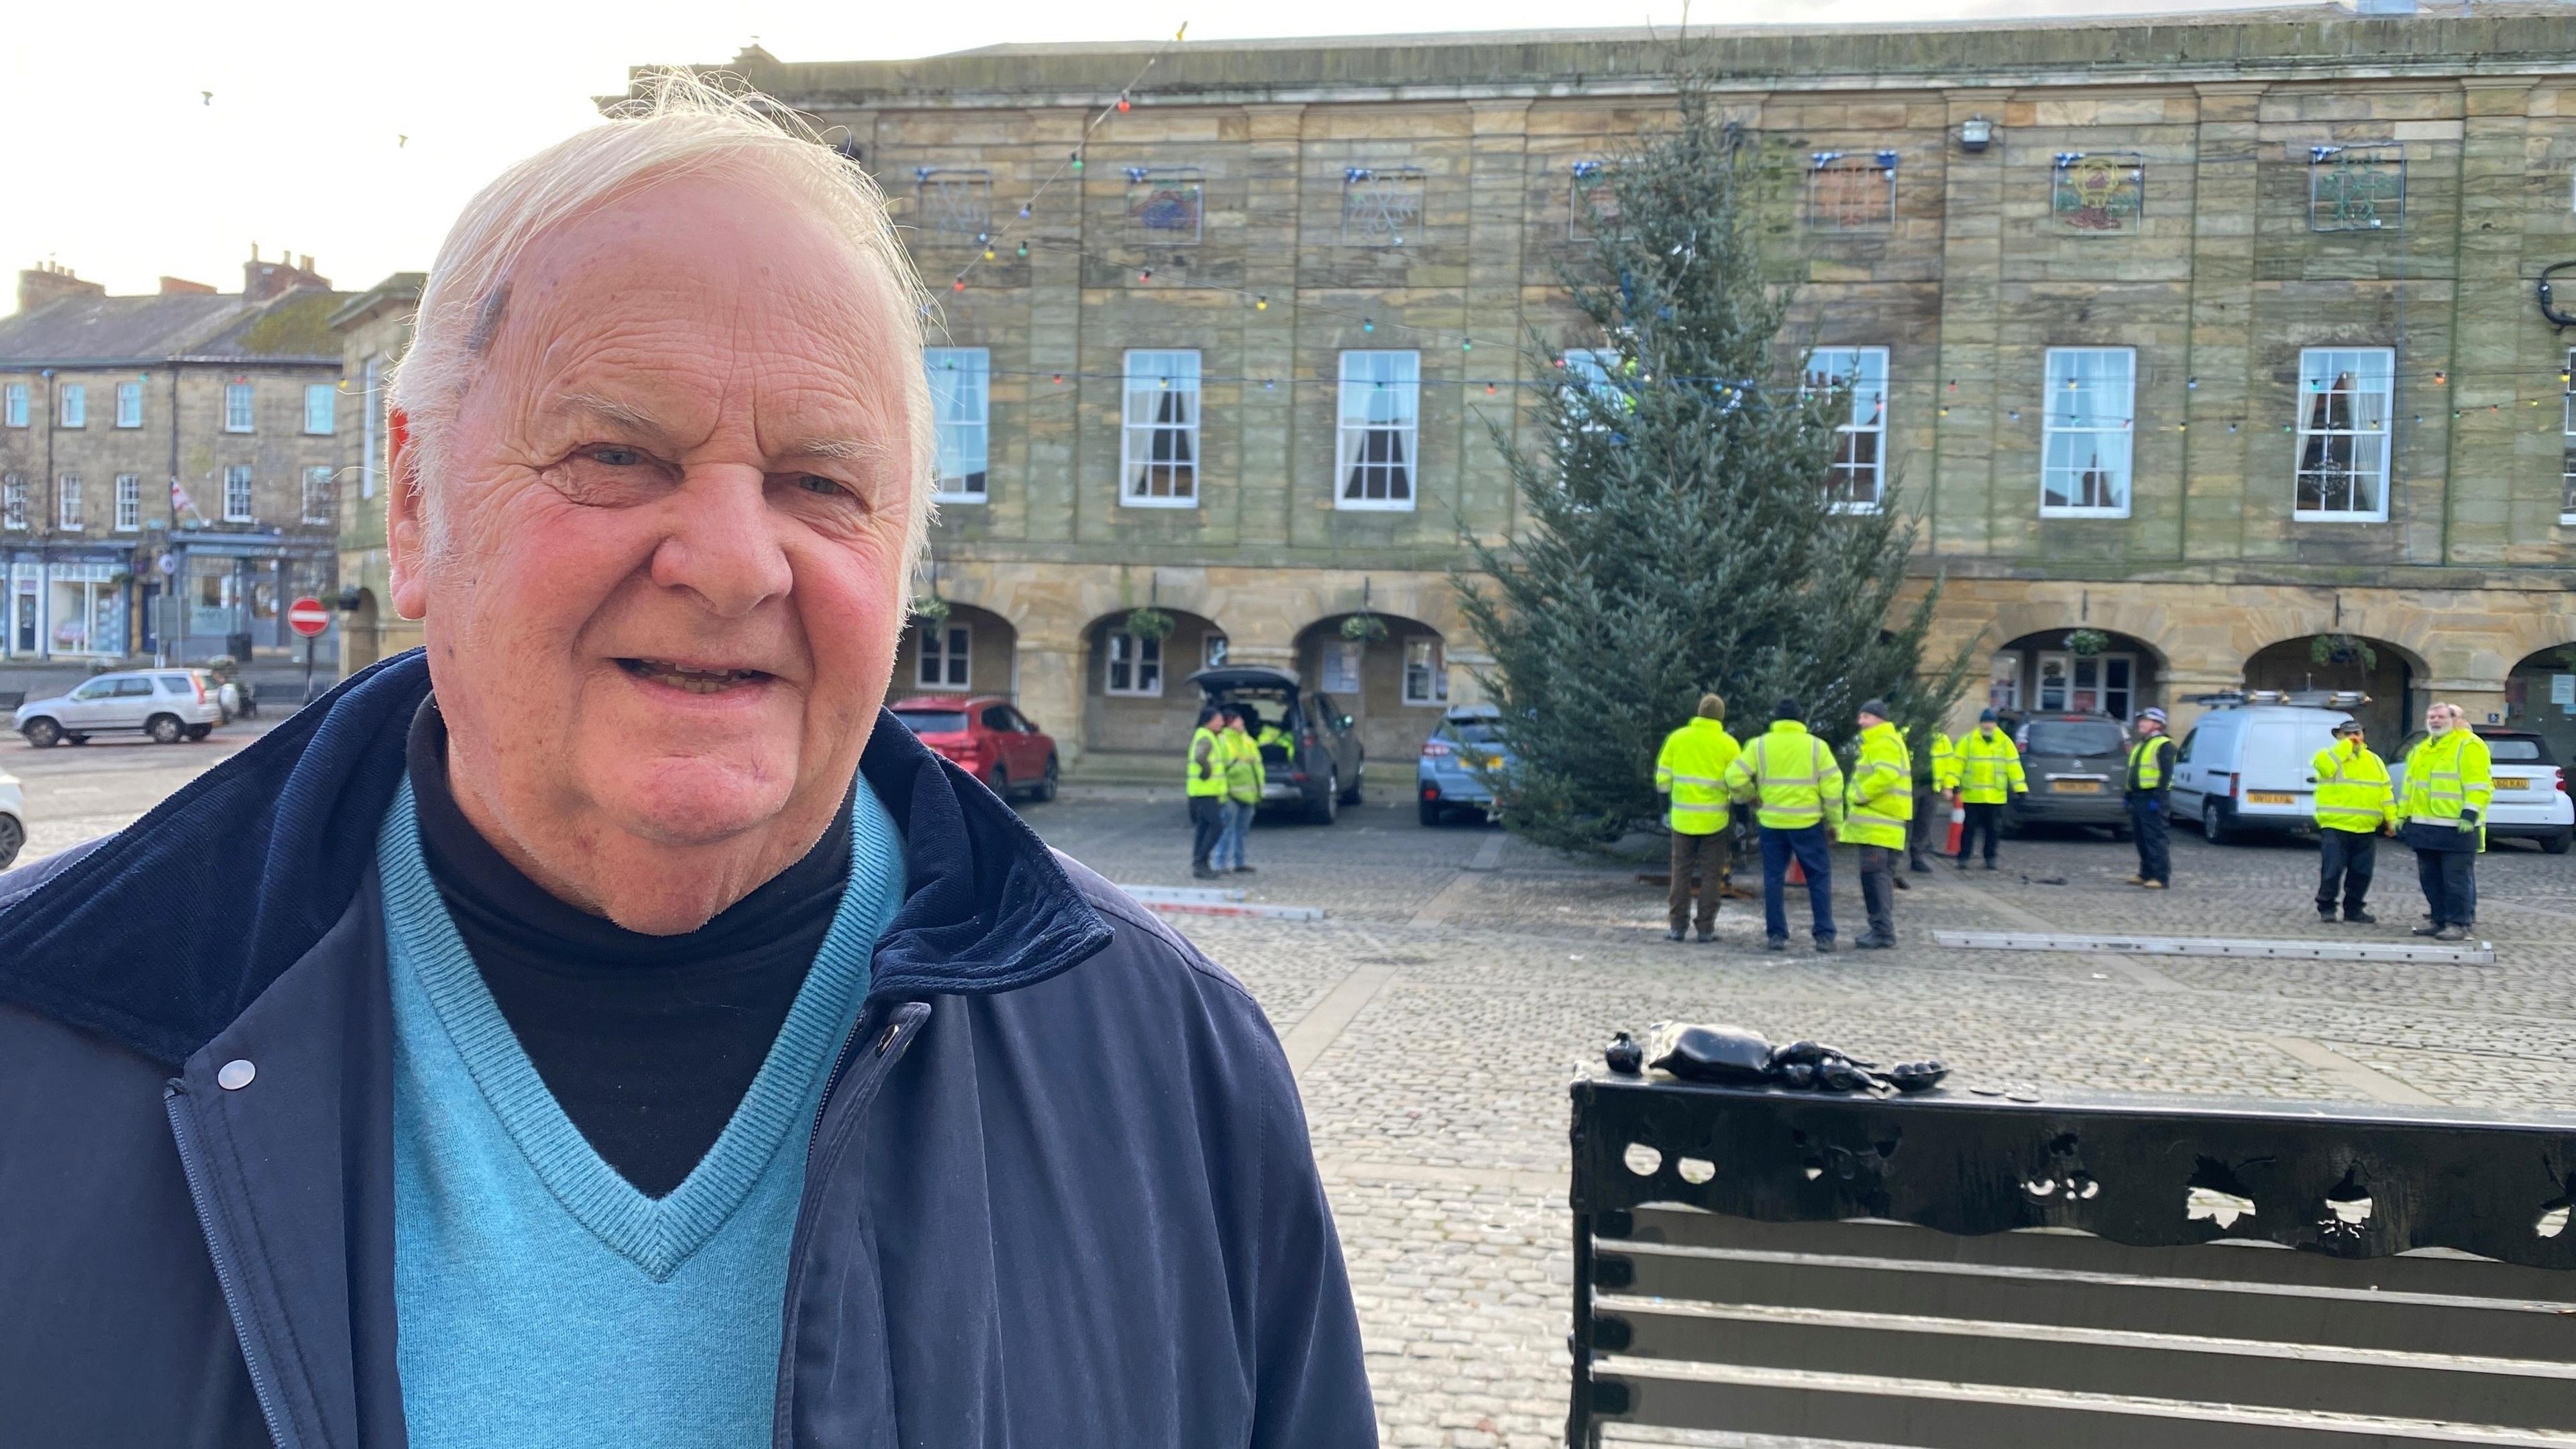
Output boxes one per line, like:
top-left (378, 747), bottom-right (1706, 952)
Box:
top-left (379, 778), bottom-right (906, 1448)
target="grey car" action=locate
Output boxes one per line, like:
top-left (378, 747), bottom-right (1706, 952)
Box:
top-left (1188, 664), bottom-right (1364, 824)
top-left (2002, 713), bottom-right (2134, 839)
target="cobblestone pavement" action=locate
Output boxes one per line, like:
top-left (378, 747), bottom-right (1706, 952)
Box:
top-left (19, 755), bottom-right (2575, 1448)
top-left (1027, 790), bottom-right (2576, 1448)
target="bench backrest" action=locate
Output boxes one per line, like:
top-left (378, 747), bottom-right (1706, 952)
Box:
top-left (1570, 1077), bottom-right (2576, 1448)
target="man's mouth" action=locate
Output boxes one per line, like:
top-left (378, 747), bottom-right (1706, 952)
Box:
top-left (616, 658), bottom-right (772, 695)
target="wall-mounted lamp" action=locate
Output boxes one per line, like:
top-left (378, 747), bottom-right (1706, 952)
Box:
top-left (1959, 116), bottom-right (1994, 153)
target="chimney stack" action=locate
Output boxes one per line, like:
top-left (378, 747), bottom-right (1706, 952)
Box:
top-left (16, 261), bottom-right (105, 316)
top-left (243, 248), bottom-right (331, 302)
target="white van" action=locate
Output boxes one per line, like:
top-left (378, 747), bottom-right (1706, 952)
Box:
top-left (2169, 694), bottom-right (2357, 844)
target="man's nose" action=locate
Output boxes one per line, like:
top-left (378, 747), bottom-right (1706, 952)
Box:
top-left (647, 467), bottom-right (793, 618)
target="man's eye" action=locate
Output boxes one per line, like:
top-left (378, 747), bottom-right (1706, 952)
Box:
top-left (794, 474), bottom-right (847, 498)
top-left (588, 445), bottom-right (644, 466)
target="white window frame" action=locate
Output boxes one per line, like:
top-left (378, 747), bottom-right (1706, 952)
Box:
top-left (2293, 346), bottom-right (2394, 523)
top-left (1987, 652), bottom-right (2021, 712)
top-left (224, 383), bottom-right (254, 434)
top-left (58, 384), bottom-right (85, 429)
top-left (1401, 637), bottom-right (1448, 706)
top-left (1120, 349), bottom-right (1201, 506)
top-left (116, 382), bottom-right (142, 429)
top-left (1, 473), bottom-right (23, 529)
top-left (223, 465), bottom-right (254, 523)
top-left (2033, 651), bottom-right (2136, 718)
top-left (361, 356), bottom-right (382, 499)
top-left (1804, 345), bottom-right (1890, 513)
top-left (302, 466), bottom-right (335, 525)
top-left (115, 474), bottom-right (140, 531)
top-left (1104, 631), bottom-right (1163, 697)
top-left (2040, 346), bottom-right (2135, 519)
top-left (57, 474), bottom-right (82, 531)
top-left (2563, 347), bottom-right (2576, 525)
top-left (924, 347), bottom-right (989, 502)
top-left (916, 622), bottom-right (971, 689)
top-left (303, 384), bottom-right (335, 436)
top-left (1336, 350), bottom-right (1420, 511)
top-left (2, 384), bottom-right (25, 428)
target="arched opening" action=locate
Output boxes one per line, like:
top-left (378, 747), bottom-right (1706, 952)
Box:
top-left (2505, 643), bottom-right (2576, 765)
top-left (889, 604), bottom-right (1018, 704)
top-left (1984, 629), bottom-right (2166, 724)
top-left (341, 588), bottom-right (382, 674)
top-left (2243, 634), bottom-right (2416, 747)
top-left (1081, 608), bottom-right (1226, 754)
top-left (1295, 612), bottom-right (1449, 765)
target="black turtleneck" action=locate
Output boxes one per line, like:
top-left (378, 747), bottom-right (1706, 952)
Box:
top-left (405, 701), bottom-right (851, 1198)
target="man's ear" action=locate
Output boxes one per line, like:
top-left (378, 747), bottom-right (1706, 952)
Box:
top-left (386, 407), bottom-right (429, 621)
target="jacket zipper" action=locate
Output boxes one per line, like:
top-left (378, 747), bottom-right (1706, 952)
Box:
top-left (165, 1082), bottom-right (305, 1449)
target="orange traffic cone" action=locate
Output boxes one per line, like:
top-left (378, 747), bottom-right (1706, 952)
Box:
top-left (1943, 801), bottom-right (1966, 855)
top-left (1786, 855), bottom-right (1806, 886)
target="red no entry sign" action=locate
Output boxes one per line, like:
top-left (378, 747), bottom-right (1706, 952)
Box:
top-left (286, 596), bottom-right (331, 638)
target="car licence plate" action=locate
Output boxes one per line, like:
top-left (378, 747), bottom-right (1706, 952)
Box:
top-left (2496, 777), bottom-right (2529, 791)
top-left (2049, 780), bottom-right (2102, 794)
top-left (2248, 790), bottom-right (2296, 805)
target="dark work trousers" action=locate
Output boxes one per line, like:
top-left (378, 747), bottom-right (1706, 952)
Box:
top-left (1956, 802), bottom-right (2004, 865)
top-left (2415, 847), bottom-right (2477, 928)
top-left (1855, 845), bottom-right (1897, 943)
top-left (1668, 830), bottom-right (1730, 934)
top-left (1760, 824), bottom-right (1835, 943)
top-left (1908, 788), bottom-right (1943, 865)
top-left (2127, 792), bottom-right (2170, 884)
top-left (2316, 828), bottom-right (2377, 916)
top-left (1189, 796), bottom-right (1225, 869)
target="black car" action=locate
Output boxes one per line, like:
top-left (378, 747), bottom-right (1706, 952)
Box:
top-left (1187, 665), bottom-right (1365, 823)
top-left (2002, 713), bottom-right (2135, 839)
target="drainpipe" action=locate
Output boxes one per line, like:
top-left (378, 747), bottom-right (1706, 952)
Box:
top-left (39, 369), bottom-right (54, 663)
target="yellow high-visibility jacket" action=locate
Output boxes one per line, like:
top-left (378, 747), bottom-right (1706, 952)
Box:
top-left (1724, 720), bottom-right (1846, 831)
top-left (1917, 729), bottom-right (1957, 792)
top-left (2308, 741), bottom-right (2396, 835)
top-left (1843, 721), bottom-right (1913, 849)
top-left (1185, 727), bottom-right (1227, 797)
top-left (2400, 729), bottom-right (2492, 849)
top-left (1222, 728), bottom-right (1267, 804)
top-left (1954, 727), bottom-right (2027, 805)
top-left (1654, 718), bottom-right (1741, 837)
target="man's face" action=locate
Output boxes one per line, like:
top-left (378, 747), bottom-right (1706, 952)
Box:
top-left (392, 171), bottom-right (915, 859)
top-left (2426, 704), bottom-right (2451, 735)
top-left (2138, 717), bottom-right (2161, 736)
top-left (1857, 712), bottom-right (1883, 731)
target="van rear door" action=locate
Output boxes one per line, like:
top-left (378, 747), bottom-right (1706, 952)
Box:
top-left (2239, 717), bottom-right (2337, 821)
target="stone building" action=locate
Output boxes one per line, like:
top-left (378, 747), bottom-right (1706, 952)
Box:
top-left (649, 3), bottom-right (2576, 770)
top-left (329, 272), bottom-right (425, 674)
top-left (0, 254), bottom-right (349, 665)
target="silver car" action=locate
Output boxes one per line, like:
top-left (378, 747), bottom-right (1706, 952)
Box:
top-left (0, 769), bottom-right (23, 869)
top-left (13, 669), bottom-right (224, 748)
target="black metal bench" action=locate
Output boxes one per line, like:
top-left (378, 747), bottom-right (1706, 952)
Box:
top-left (1570, 1077), bottom-right (2576, 1447)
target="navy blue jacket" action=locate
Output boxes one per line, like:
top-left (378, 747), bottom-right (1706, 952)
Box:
top-left (0, 651), bottom-right (1375, 1448)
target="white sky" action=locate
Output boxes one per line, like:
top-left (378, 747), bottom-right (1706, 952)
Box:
top-left (5, 0), bottom-right (2268, 301)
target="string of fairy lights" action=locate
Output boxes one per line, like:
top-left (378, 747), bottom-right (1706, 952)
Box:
top-left (920, 24), bottom-right (2576, 427)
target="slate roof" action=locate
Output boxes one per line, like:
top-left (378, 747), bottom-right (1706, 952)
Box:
top-left (0, 287), bottom-right (348, 368)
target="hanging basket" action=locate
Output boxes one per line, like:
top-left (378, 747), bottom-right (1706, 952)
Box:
top-left (1124, 606), bottom-right (1175, 643)
top-left (910, 595), bottom-right (951, 626)
top-left (2310, 633), bottom-right (2375, 670)
top-left (1340, 612), bottom-right (1388, 643)
top-left (2064, 629), bottom-right (2110, 658)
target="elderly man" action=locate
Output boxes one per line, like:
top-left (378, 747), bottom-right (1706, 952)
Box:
top-left (2400, 701), bottom-right (2492, 942)
top-left (0, 82), bottom-right (1373, 1447)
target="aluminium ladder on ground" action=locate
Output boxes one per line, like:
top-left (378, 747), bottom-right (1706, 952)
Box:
top-left (1568, 1077), bottom-right (2576, 1448)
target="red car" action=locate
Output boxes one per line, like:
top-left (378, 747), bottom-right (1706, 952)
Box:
top-left (890, 695), bottom-right (1060, 802)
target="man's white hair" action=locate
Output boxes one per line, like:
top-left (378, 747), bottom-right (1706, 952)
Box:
top-left (390, 70), bottom-right (936, 583)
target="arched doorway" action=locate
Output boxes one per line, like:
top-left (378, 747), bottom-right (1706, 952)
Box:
top-left (2504, 643), bottom-right (2576, 765)
top-left (1081, 608), bottom-right (1226, 754)
top-left (1295, 612), bottom-right (1448, 765)
top-left (1984, 629), bottom-right (2165, 723)
top-left (890, 604), bottom-right (1018, 703)
top-left (2242, 634), bottom-right (2417, 747)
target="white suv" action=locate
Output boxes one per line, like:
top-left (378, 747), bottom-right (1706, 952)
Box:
top-left (0, 769), bottom-right (23, 869)
top-left (13, 670), bottom-right (225, 748)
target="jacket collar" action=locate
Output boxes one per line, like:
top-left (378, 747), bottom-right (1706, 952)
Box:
top-left (0, 649), bottom-right (1110, 1067)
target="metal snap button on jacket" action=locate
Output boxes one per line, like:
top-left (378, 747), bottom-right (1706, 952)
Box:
top-left (217, 1059), bottom-right (256, 1091)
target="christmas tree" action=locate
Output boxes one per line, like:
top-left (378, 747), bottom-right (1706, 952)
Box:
top-left (1457, 81), bottom-right (1969, 852)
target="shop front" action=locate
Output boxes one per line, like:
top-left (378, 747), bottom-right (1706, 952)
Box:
top-left (160, 533), bottom-right (337, 665)
top-left (3, 549), bottom-right (137, 662)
